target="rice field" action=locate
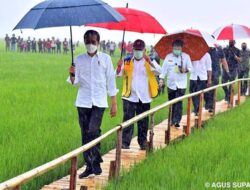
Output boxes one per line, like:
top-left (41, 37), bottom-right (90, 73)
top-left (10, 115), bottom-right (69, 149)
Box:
top-left (0, 39), bottom-right (228, 189)
top-left (106, 98), bottom-right (250, 190)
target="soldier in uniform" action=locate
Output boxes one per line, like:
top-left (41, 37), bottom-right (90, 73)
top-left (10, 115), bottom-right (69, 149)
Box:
top-left (204, 45), bottom-right (230, 112)
top-left (238, 42), bottom-right (250, 96)
top-left (222, 40), bottom-right (241, 101)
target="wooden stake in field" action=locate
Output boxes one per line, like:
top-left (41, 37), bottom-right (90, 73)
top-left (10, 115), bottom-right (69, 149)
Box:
top-left (165, 105), bottom-right (172, 144)
top-left (148, 114), bottom-right (155, 152)
top-left (185, 97), bottom-right (192, 136)
top-left (212, 88), bottom-right (217, 116)
top-left (237, 80), bottom-right (241, 105)
top-left (229, 83), bottom-right (234, 108)
top-left (109, 126), bottom-right (122, 180)
top-left (197, 92), bottom-right (204, 128)
top-left (69, 157), bottom-right (77, 190)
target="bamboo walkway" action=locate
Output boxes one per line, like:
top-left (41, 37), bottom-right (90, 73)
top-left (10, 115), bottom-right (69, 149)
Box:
top-left (42, 95), bottom-right (247, 190)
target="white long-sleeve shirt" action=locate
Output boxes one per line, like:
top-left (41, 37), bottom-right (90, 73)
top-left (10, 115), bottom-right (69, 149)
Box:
top-left (67, 52), bottom-right (118, 108)
top-left (117, 58), bottom-right (162, 103)
top-left (190, 52), bottom-right (212, 81)
top-left (160, 52), bottom-right (193, 90)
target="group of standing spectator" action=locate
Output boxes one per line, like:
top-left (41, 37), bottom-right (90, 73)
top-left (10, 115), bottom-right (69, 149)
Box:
top-left (4, 34), bottom-right (72, 54)
top-left (99, 40), bottom-right (117, 56)
top-left (118, 41), bottom-right (133, 56)
top-left (99, 40), bottom-right (136, 57)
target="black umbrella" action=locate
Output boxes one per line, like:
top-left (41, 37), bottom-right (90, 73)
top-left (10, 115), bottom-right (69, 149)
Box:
top-left (14, 0), bottom-right (124, 66)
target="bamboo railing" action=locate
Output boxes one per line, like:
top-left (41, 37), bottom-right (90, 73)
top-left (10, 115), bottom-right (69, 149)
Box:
top-left (0, 78), bottom-right (250, 190)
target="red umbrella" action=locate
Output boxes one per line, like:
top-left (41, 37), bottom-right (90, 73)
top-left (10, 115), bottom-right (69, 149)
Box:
top-left (155, 30), bottom-right (209, 61)
top-left (212, 24), bottom-right (250, 40)
top-left (86, 5), bottom-right (167, 58)
top-left (87, 7), bottom-right (166, 34)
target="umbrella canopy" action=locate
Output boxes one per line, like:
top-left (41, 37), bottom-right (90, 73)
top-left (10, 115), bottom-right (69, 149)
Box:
top-left (154, 30), bottom-right (209, 61)
top-left (212, 24), bottom-right (250, 40)
top-left (14, 0), bottom-right (124, 29)
top-left (86, 7), bottom-right (167, 34)
top-left (186, 28), bottom-right (216, 47)
top-left (13, 0), bottom-right (124, 66)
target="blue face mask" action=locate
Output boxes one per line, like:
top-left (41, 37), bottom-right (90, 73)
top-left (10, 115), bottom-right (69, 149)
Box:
top-left (134, 50), bottom-right (144, 60)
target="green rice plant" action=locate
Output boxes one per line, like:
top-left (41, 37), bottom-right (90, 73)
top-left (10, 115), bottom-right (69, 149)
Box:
top-left (106, 98), bottom-right (250, 190)
top-left (0, 39), bottom-right (230, 189)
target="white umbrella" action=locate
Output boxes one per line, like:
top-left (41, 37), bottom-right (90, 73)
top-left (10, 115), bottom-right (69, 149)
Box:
top-left (186, 28), bottom-right (216, 47)
top-left (212, 24), bottom-right (250, 40)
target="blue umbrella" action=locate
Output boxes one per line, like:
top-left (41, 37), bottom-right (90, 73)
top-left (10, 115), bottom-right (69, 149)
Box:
top-left (14, 0), bottom-right (124, 66)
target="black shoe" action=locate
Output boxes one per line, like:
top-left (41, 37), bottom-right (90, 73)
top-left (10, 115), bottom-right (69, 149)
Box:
top-left (79, 166), bottom-right (93, 179)
top-left (122, 144), bottom-right (130, 149)
top-left (93, 164), bottom-right (102, 175)
top-left (175, 123), bottom-right (180, 128)
top-left (139, 141), bottom-right (149, 150)
top-left (194, 112), bottom-right (199, 116)
top-left (140, 146), bottom-right (146, 150)
top-left (208, 109), bottom-right (213, 113)
top-left (225, 95), bottom-right (229, 102)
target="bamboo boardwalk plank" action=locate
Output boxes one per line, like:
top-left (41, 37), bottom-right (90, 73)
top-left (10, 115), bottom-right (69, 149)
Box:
top-left (42, 95), bottom-right (246, 190)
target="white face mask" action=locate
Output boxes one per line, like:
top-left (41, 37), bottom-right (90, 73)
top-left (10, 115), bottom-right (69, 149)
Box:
top-left (85, 44), bottom-right (97, 54)
top-left (133, 50), bottom-right (144, 60)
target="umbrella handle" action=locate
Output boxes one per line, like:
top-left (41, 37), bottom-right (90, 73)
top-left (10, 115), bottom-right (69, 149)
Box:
top-left (120, 29), bottom-right (126, 60)
top-left (119, 3), bottom-right (128, 60)
top-left (70, 26), bottom-right (75, 77)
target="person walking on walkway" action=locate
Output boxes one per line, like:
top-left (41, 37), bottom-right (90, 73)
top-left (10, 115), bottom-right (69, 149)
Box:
top-left (67, 30), bottom-right (118, 178)
top-left (159, 39), bottom-right (193, 128)
top-left (238, 42), bottom-right (250, 96)
top-left (190, 52), bottom-right (212, 116)
top-left (222, 40), bottom-right (241, 101)
top-left (116, 39), bottom-right (161, 150)
top-left (204, 45), bottom-right (230, 112)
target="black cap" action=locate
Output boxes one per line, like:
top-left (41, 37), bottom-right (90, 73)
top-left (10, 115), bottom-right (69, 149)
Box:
top-left (133, 39), bottom-right (145, 50)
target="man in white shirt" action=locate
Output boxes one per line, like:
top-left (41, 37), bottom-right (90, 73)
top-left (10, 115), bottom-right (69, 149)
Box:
top-left (190, 52), bottom-right (212, 115)
top-left (116, 39), bottom-right (161, 150)
top-left (68, 30), bottom-right (118, 178)
top-left (159, 39), bottom-right (193, 128)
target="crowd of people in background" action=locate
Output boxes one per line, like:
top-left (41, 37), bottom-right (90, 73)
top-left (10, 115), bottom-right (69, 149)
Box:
top-left (4, 34), bottom-right (161, 60)
top-left (99, 40), bottom-right (117, 56)
top-left (99, 40), bottom-right (135, 57)
top-left (4, 34), bottom-right (81, 54)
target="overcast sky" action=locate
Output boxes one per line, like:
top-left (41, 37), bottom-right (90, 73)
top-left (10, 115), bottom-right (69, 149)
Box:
top-left (1, 0), bottom-right (250, 45)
